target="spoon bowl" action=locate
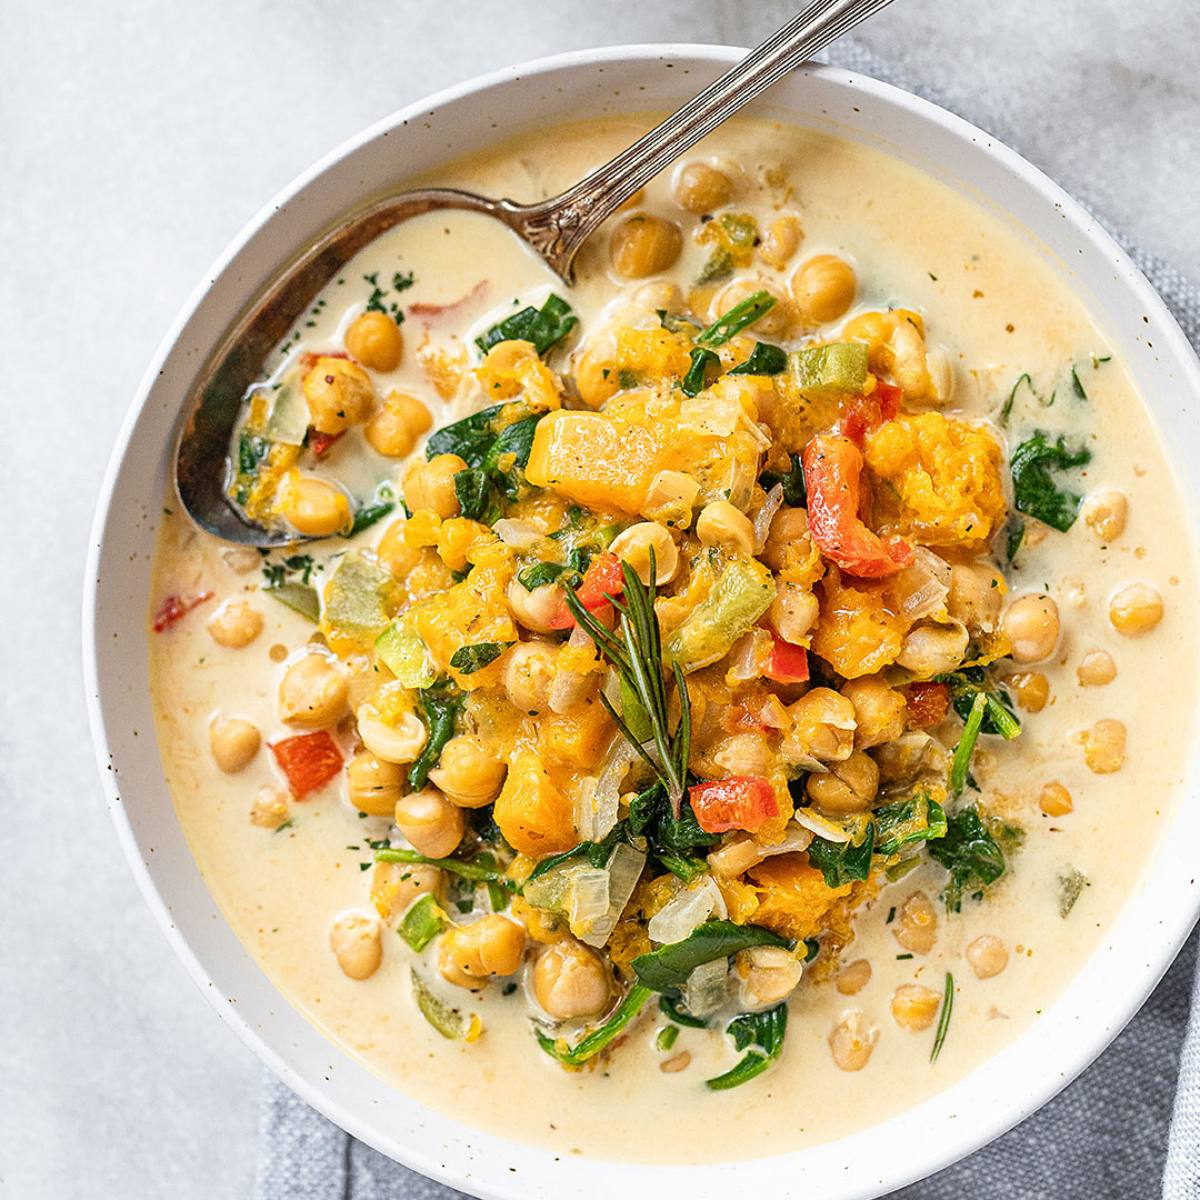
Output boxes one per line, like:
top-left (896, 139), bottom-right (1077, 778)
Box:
top-left (173, 0), bottom-right (896, 545)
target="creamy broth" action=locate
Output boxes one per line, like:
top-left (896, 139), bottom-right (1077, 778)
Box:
top-left (149, 116), bottom-right (1197, 1162)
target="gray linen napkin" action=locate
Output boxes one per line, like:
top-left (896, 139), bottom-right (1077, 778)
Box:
top-left (255, 42), bottom-right (1200, 1200)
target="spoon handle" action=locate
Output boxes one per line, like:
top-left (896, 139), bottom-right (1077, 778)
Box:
top-left (517, 0), bottom-right (896, 279)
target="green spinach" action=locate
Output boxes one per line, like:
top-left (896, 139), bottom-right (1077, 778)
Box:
top-left (807, 824), bottom-right (875, 888)
top-left (928, 806), bottom-right (1009, 912)
top-left (474, 294), bottom-right (578, 356)
top-left (1010, 430), bottom-right (1092, 531)
top-left (706, 1003), bottom-right (788, 1090)
top-left (631, 920), bottom-right (792, 993)
top-left (407, 683), bottom-right (464, 790)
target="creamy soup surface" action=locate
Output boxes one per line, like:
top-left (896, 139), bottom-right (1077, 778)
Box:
top-left (148, 115), bottom-right (1196, 1163)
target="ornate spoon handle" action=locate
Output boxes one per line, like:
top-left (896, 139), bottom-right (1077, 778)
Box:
top-left (511, 0), bottom-right (897, 279)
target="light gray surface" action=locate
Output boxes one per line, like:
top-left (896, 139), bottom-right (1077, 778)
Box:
top-left (1, 2), bottom-right (1197, 1197)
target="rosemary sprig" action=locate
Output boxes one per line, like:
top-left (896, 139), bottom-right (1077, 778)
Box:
top-left (930, 971), bottom-right (954, 1063)
top-left (562, 551), bottom-right (691, 811)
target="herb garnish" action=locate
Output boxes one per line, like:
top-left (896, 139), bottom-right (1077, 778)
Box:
top-left (564, 554), bottom-right (692, 811)
top-left (475, 293), bottom-right (578, 357)
top-left (695, 289), bottom-right (776, 347)
top-left (1010, 430), bottom-right (1092, 532)
top-left (449, 642), bottom-right (513, 674)
top-left (930, 972), bottom-right (954, 1062)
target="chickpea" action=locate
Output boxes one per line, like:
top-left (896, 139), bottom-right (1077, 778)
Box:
top-left (695, 501), bottom-right (755, 556)
top-left (249, 785), bottom-right (290, 829)
top-left (1082, 489), bottom-right (1128, 541)
top-left (344, 310), bottom-right (403, 372)
top-left (209, 716), bottom-right (260, 773)
top-left (1080, 718), bottom-right (1126, 774)
top-left (279, 652), bottom-right (349, 728)
top-left (573, 345), bottom-right (619, 408)
top-left (758, 214), bottom-right (802, 269)
top-left (532, 940), bottom-right (612, 1019)
top-left (891, 984), bottom-right (941, 1032)
top-left (806, 751), bottom-right (879, 814)
top-left (303, 356), bottom-right (375, 434)
top-left (783, 688), bottom-right (856, 765)
top-left (370, 860), bottom-right (441, 922)
top-left (503, 641), bottom-right (557, 714)
top-left (673, 161), bottom-right (733, 213)
top-left (841, 676), bottom-right (906, 749)
top-left (633, 280), bottom-right (684, 313)
top-left (762, 506), bottom-right (809, 570)
top-left (609, 522), bottom-right (679, 585)
top-left (207, 600), bottom-right (263, 649)
top-left (966, 934), bottom-right (1009, 979)
top-left (609, 214), bottom-right (682, 278)
top-left (429, 735), bottom-right (507, 808)
top-left (356, 705), bottom-right (427, 764)
top-left (1007, 670), bottom-right (1050, 712)
top-left (791, 254), bottom-right (856, 324)
top-left (714, 279), bottom-right (792, 339)
top-left (1108, 582), bottom-right (1163, 636)
top-left (1077, 649), bottom-right (1117, 687)
top-left (376, 519), bottom-right (422, 578)
top-left (1039, 782), bottom-right (1074, 817)
top-left (365, 391), bottom-right (431, 458)
top-left (1001, 594), bottom-right (1061, 663)
top-left (393, 787), bottom-right (465, 858)
top-left (736, 945), bottom-right (804, 1010)
top-left (403, 453), bottom-right (467, 520)
top-left (346, 752), bottom-right (405, 817)
top-left (828, 1011), bottom-right (878, 1072)
top-left (836, 959), bottom-right (872, 996)
top-left (506, 578), bottom-right (560, 634)
top-left (330, 911), bottom-right (382, 981)
top-left (276, 473), bottom-right (352, 538)
top-left (707, 834), bottom-right (764, 878)
top-left (440, 915), bottom-right (527, 981)
top-left (713, 731), bottom-right (771, 778)
top-left (896, 622), bottom-right (969, 677)
top-left (768, 583), bottom-right (820, 645)
top-left (892, 891), bottom-right (938, 955)
top-left (948, 563), bottom-right (1003, 633)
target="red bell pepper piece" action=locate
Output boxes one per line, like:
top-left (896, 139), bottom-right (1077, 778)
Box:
top-left (763, 636), bottom-right (810, 684)
top-left (841, 382), bottom-right (902, 444)
top-left (905, 681), bottom-right (950, 729)
top-left (802, 434), bottom-right (912, 579)
top-left (308, 429), bottom-right (344, 459)
top-left (689, 776), bottom-right (779, 835)
top-left (271, 731), bottom-right (344, 799)
top-left (152, 591), bottom-right (213, 633)
top-left (548, 551), bottom-right (626, 630)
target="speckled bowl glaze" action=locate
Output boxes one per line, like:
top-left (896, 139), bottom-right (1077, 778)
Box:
top-left (84, 45), bottom-right (1200, 1200)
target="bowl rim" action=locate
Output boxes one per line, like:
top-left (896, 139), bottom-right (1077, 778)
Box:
top-left (83, 42), bottom-right (1200, 1200)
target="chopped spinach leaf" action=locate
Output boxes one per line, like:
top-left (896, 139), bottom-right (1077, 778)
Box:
top-left (475, 293), bottom-right (578, 357)
top-left (1057, 865), bottom-right (1089, 917)
top-left (729, 342), bottom-right (788, 376)
top-left (681, 347), bottom-right (719, 397)
top-left (631, 920), bottom-right (792, 993)
top-left (1004, 515), bottom-right (1026, 563)
top-left (928, 806), bottom-right (1010, 912)
top-left (807, 824), bottom-right (875, 888)
top-left (1011, 430), bottom-right (1092, 532)
top-left (449, 641), bottom-right (512, 674)
top-left (759, 453), bottom-right (806, 506)
top-left (659, 993), bottom-right (709, 1028)
top-left (407, 683), bottom-right (464, 790)
top-left (707, 1003), bottom-right (787, 1090)
top-left (628, 783), bottom-right (718, 871)
top-left (939, 668), bottom-right (1022, 739)
top-left (452, 467), bottom-right (497, 522)
top-left (535, 983), bottom-right (653, 1066)
top-left (426, 403), bottom-right (507, 466)
top-left (874, 793), bottom-right (948, 857)
top-left (517, 561), bottom-right (569, 591)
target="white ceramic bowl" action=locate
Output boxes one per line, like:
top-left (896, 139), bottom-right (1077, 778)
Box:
top-left (84, 45), bottom-right (1200, 1200)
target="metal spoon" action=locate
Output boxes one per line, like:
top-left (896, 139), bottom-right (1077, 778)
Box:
top-left (176, 0), bottom-right (895, 546)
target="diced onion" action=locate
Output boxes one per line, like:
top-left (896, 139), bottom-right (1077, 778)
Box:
top-left (492, 518), bottom-right (544, 550)
top-left (574, 736), bottom-right (639, 842)
top-left (753, 484), bottom-right (785, 553)
top-left (549, 625), bottom-right (594, 715)
top-left (896, 547), bottom-right (952, 621)
top-left (685, 957), bottom-right (731, 1017)
top-left (648, 881), bottom-right (718, 945)
top-left (756, 821), bottom-right (815, 857)
top-left (793, 807), bottom-right (852, 843)
top-left (578, 843), bottom-right (646, 949)
top-left (563, 866), bottom-right (611, 935)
